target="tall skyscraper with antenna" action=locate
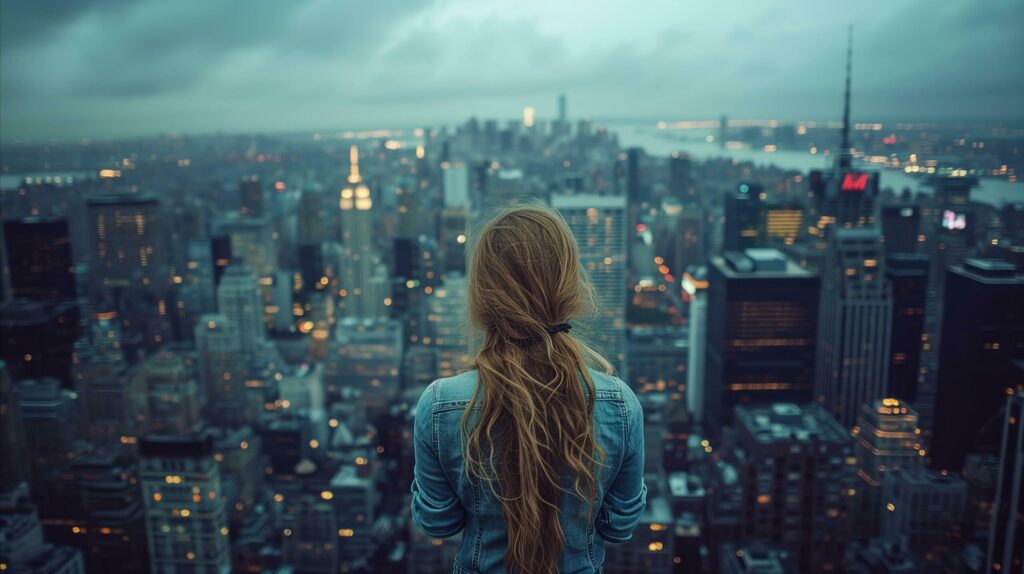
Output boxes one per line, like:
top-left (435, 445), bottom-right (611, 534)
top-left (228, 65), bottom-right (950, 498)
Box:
top-left (813, 28), bottom-right (894, 428)
top-left (339, 146), bottom-right (389, 320)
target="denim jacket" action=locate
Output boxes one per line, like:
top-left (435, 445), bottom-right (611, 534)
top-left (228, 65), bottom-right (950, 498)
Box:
top-left (411, 369), bottom-right (647, 574)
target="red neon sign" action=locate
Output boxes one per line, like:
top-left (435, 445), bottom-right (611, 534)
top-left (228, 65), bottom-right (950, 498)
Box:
top-left (841, 172), bottom-right (869, 192)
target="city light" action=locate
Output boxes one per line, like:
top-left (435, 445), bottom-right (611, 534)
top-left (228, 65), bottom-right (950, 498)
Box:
top-left (0, 6), bottom-right (1021, 574)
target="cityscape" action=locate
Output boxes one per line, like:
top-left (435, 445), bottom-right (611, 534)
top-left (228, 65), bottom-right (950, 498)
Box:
top-left (2, 2), bottom-right (1024, 574)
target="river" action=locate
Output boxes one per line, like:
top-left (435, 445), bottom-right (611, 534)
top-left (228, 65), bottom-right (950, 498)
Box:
top-left (609, 121), bottom-right (1023, 207)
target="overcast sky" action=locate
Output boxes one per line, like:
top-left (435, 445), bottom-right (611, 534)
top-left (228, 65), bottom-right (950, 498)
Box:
top-left (2, 0), bottom-right (1022, 142)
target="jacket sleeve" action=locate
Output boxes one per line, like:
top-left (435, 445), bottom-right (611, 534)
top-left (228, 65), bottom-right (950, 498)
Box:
top-left (410, 382), bottom-right (467, 538)
top-left (596, 386), bottom-right (647, 542)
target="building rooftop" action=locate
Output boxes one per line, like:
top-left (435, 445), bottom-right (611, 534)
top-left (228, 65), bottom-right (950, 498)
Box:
top-left (551, 193), bottom-right (627, 209)
top-left (667, 472), bottom-right (706, 499)
top-left (87, 193), bottom-right (159, 206)
top-left (736, 403), bottom-right (850, 444)
top-left (714, 249), bottom-right (813, 278)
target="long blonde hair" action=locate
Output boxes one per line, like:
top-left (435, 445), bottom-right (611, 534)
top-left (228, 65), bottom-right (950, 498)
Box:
top-left (463, 203), bottom-right (613, 574)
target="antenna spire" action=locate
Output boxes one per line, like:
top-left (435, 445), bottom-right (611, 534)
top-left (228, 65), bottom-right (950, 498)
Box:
top-left (839, 25), bottom-right (853, 169)
top-left (348, 145), bottom-right (361, 183)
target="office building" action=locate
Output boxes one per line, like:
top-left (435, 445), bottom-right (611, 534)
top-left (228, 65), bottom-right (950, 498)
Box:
top-left (626, 148), bottom-right (646, 206)
top-left (429, 273), bottom-right (470, 379)
top-left (684, 270), bottom-right (708, 424)
top-left (0, 298), bottom-right (79, 385)
top-left (853, 398), bottom-right (923, 537)
top-left (2, 217), bottom-right (76, 301)
top-left (553, 194), bottom-right (628, 373)
top-left (239, 175), bottom-right (263, 217)
top-left (442, 161), bottom-right (469, 208)
top-left (13, 377), bottom-right (78, 489)
top-left (656, 198), bottom-right (705, 277)
top-left (705, 249), bottom-right (819, 434)
top-left (340, 145), bottom-right (388, 320)
top-left (73, 311), bottom-right (135, 448)
top-left (325, 318), bottom-right (403, 412)
top-left (986, 390), bottom-right (1023, 574)
top-left (216, 264), bottom-right (267, 363)
top-left (880, 468), bottom-right (966, 568)
top-left (135, 350), bottom-right (201, 436)
top-left (1, 362), bottom-right (32, 491)
top-left (139, 435), bottom-right (231, 574)
top-left (734, 403), bottom-right (856, 573)
top-left (724, 184), bottom-right (761, 252)
top-left (194, 314), bottom-right (252, 428)
top-left (86, 194), bottom-right (172, 351)
top-left (0, 482), bottom-right (86, 574)
top-left (881, 205), bottom-right (921, 256)
top-left (42, 453), bottom-right (150, 573)
top-left (669, 152), bottom-right (695, 203)
top-left (815, 228), bottom-right (893, 428)
top-left (215, 214), bottom-right (276, 278)
top-left (721, 543), bottom-right (797, 574)
top-left (932, 259), bottom-right (1024, 472)
top-left (761, 199), bottom-right (804, 247)
top-left (885, 254), bottom-right (929, 403)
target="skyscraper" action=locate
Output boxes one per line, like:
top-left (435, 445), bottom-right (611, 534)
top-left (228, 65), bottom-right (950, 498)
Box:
top-left (139, 435), bottom-right (231, 574)
top-left (86, 194), bottom-right (172, 351)
top-left (135, 350), bottom-right (201, 436)
top-left (625, 148), bottom-right (645, 206)
top-left (724, 184), bottom-right (761, 252)
top-left (429, 273), bottom-right (470, 379)
top-left (932, 259), bottom-right (1024, 472)
top-left (815, 228), bottom-right (893, 428)
top-left (2, 216), bottom-right (76, 301)
top-left (1, 361), bottom-right (32, 492)
top-left (705, 249), bottom-right (819, 434)
top-left (194, 314), bottom-right (252, 428)
top-left (216, 264), bottom-right (267, 363)
top-left (239, 175), bottom-right (264, 217)
top-left (986, 390), bottom-right (1023, 574)
top-left (441, 161), bottom-right (469, 208)
top-left (885, 254), bottom-right (929, 404)
top-left (734, 403), bottom-right (856, 573)
top-left (852, 398), bottom-right (923, 537)
top-left (552, 194), bottom-right (628, 373)
top-left (684, 271), bottom-right (708, 424)
top-left (13, 377), bottom-right (78, 489)
top-left (669, 152), bottom-right (694, 203)
top-left (215, 214), bottom-right (277, 278)
top-left (880, 468), bottom-right (966, 568)
top-left (73, 311), bottom-right (134, 449)
top-left (339, 145), bottom-right (388, 320)
top-left (880, 204), bottom-right (921, 257)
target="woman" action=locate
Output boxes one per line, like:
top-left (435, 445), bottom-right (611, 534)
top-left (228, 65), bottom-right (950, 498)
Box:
top-left (411, 203), bottom-right (647, 574)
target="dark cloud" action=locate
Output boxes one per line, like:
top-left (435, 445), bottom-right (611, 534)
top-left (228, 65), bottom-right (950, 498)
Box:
top-left (1, 0), bottom-right (1022, 142)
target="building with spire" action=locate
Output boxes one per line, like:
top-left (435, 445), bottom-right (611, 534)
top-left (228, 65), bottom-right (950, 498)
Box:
top-left (812, 29), bottom-right (894, 429)
top-left (339, 146), bottom-right (389, 320)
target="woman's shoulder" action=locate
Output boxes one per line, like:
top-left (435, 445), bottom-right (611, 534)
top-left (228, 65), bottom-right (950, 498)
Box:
top-left (586, 368), bottom-right (637, 402)
top-left (420, 370), bottom-right (479, 410)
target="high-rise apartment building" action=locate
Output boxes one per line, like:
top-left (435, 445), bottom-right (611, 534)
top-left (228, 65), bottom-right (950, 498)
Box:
top-left (986, 390), bottom-right (1023, 574)
top-left (734, 403), bottom-right (856, 573)
top-left (216, 264), bottom-right (267, 363)
top-left (139, 435), bottom-right (231, 574)
top-left (705, 249), bottom-right (819, 434)
top-left (932, 259), bottom-right (1024, 472)
top-left (552, 194), bottom-right (628, 373)
top-left (815, 228), bottom-right (893, 428)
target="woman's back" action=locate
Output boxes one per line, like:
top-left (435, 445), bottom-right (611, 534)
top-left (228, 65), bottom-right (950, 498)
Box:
top-left (409, 203), bottom-right (647, 573)
top-left (411, 369), bottom-right (647, 574)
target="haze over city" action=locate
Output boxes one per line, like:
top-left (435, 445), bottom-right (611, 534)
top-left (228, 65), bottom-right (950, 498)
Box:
top-left (3, 0), bottom-right (1024, 141)
top-left (1, 1), bottom-right (1023, 573)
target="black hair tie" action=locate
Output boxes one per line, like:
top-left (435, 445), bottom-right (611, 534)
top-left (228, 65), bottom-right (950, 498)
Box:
top-left (546, 323), bottom-right (572, 335)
